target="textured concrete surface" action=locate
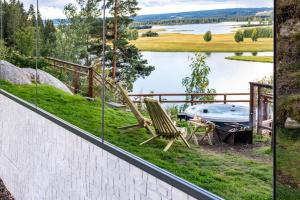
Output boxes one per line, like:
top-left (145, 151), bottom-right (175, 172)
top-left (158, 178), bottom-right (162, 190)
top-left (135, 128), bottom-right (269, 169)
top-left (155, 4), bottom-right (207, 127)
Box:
top-left (0, 93), bottom-right (198, 200)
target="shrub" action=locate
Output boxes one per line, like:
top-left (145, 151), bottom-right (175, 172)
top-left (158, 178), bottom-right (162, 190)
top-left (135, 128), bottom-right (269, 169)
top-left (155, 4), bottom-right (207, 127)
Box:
top-left (0, 40), bottom-right (9, 60)
top-left (141, 30), bottom-right (159, 37)
top-left (277, 95), bottom-right (300, 125)
top-left (6, 50), bottom-right (48, 69)
top-left (243, 27), bottom-right (273, 38)
top-left (203, 31), bottom-right (212, 42)
top-left (15, 27), bottom-right (35, 56)
top-left (234, 31), bottom-right (244, 43)
top-left (251, 29), bottom-right (259, 42)
top-left (127, 29), bottom-right (139, 40)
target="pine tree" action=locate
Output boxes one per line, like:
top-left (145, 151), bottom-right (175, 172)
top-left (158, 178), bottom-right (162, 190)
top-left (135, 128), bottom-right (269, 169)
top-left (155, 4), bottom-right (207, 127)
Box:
top-left (41, 20), bottom-right (56, 56)
top-left (27, 4), bottom-right (36, 27)
top-left (4, 0), bottom-right (27, 47)
top-left (104, 0), bottom-right (154, 89)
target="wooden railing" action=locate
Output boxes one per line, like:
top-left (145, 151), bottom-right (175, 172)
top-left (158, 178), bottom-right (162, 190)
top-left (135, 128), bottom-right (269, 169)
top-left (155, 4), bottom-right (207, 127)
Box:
top-left (45, 57), bottom-right (116, 98)
top-left (249, 82), bottom-right (273, 134)
top-left (45, 57), bottom-right (94, 97)
top-left (128, 93), bottom-right (250, 105)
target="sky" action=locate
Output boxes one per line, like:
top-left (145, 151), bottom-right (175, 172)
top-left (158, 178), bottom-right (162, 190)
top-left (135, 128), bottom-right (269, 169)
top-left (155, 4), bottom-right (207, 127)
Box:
top-left (21, 0), bottom-right (273, 19)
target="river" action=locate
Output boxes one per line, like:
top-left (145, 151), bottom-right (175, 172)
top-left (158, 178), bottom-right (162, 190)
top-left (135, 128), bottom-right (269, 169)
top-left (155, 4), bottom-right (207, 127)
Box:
top-left (152, 21), bottom-right (258, 34)
top-left (133, 52), bottom-right (273, 97)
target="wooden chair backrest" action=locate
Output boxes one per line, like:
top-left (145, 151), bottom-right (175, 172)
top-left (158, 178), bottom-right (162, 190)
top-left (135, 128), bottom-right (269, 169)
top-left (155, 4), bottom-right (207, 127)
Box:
top-left (116, 83), bottom-right (145, 124)
top-left (144, 98), bottom-right (179, 137)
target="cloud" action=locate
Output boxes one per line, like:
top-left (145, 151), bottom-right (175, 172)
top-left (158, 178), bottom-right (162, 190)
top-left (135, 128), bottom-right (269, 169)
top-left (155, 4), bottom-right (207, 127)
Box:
top-left (21, 0), bottom-right (76, 19)
top-left (22, 0), bottom-right (75, 8)
top-left (39, 6), bottom-right (67, 19)
top-left (20, 0), bottom-right (273, 19)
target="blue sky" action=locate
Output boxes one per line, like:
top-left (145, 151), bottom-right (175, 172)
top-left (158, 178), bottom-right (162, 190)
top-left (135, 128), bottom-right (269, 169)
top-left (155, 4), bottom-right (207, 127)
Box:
top-left (21, 0), bottom-right (273, 19)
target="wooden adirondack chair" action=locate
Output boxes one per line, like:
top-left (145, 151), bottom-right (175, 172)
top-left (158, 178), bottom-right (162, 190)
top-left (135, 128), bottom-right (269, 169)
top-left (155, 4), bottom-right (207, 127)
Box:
top-left (141, 98), bottom-right (191, 152)
top-left (116, 83), bottom-right (155, 136)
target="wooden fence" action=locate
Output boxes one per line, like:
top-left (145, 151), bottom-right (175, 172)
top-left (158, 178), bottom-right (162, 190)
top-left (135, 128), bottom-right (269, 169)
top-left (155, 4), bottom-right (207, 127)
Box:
top-left (249, 82), bottom-right (273, 134)
top-left (45, 57), bottom-right (115, 97)
top-left (128, 93), bottom-right (250, 105)
top-left (45, 57), bottom-right (250, 105)
top-left (45, 57), bottom-right (94, 97)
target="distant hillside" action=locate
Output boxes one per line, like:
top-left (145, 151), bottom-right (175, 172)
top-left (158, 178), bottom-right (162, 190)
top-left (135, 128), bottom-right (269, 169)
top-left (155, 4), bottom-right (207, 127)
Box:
top-left (51, 19), bottom-right (67, 26)
top-left (134, 8), bottom-right (273, 22)
top-left (50, 8), bottom-right (273, 26)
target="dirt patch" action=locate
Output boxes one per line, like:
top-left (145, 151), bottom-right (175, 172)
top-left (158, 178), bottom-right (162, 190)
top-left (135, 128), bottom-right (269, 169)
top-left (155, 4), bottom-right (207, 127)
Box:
top-left (196, 137), bottom-right (272, 162)
top-left (0, 178), bottom-right (14, 200)
top-left (277, 170), bottom-right (300, 189)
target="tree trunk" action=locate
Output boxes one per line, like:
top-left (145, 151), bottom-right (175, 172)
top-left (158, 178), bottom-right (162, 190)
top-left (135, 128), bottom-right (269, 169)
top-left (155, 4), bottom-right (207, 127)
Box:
top-left (112, 0), bottom-right (118, 80)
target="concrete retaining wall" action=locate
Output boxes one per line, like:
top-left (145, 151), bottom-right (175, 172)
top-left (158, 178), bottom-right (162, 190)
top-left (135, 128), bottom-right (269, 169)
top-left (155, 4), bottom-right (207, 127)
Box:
top-left (0, 90), bottom-right (222, 200)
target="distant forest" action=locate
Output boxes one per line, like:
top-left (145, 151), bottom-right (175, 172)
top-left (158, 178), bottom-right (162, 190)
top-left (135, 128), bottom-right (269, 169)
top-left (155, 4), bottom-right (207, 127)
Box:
top-left (131, 7), bottom-right (273, 26)
top-left (131, 16), bottom-right (272, 26)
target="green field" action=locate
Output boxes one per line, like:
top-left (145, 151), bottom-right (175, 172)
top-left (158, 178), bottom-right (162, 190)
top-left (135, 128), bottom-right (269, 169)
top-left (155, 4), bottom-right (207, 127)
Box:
top-left (130, 33), bottom-right (273, 52)
top-left (225, 56), bottom-right (273, 63)
top-left (0, 80), bottom-right (272, 200)
top-left (276, 128), bottom-right (300, 200)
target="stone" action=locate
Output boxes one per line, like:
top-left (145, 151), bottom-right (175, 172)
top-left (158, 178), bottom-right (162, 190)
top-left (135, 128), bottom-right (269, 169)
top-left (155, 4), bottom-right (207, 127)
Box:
top-left (285, 117), bottom-right (300, 129)
top-left (0, 60), bottom-right (72, 94)
top-left (0, 60), bottom-right (32, 84)
top-left (22, 68), bottom-right (72, 94)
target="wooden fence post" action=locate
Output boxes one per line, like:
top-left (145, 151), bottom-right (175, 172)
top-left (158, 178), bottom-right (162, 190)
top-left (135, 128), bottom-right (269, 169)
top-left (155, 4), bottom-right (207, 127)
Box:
top-left (257, 87), bottom-right (263, 134)
top-left (224, 94), bottom-right (227, 104)
top-left (249, 83), bottom-right (255, 132)
top-left (88, 68), bottom-right (94, 98)
top-left (64, 64), bottom-right (67, 81)
top-left (73, 66), bottom-right (79, 94)
top-left (191, 94), bottom-right (194, 105)
top-left (262, 97), bottom-right (268, 121)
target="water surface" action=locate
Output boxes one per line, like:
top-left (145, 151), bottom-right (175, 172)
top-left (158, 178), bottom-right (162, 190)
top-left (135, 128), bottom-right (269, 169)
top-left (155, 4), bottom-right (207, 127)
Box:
top-left (153, 22), bottom-right (248, 34)
top-left (133, 52), bottom-right (273, 97)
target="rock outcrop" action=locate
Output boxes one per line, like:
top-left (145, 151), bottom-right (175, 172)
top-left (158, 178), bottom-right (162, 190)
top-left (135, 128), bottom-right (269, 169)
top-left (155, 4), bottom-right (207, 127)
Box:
top-left (23, 68), bottom-right (72, 94)
top-left (0, 60), bottom-right (32, 84)
top-left (285, 118), bottom-right (300, 129)
top-left (0, 60), bottom-right (72, 94)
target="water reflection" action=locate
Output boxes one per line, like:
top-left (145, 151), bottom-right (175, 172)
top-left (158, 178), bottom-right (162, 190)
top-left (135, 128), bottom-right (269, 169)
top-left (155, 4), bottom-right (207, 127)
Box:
top-left (133, 52), bottom-right (273, 95)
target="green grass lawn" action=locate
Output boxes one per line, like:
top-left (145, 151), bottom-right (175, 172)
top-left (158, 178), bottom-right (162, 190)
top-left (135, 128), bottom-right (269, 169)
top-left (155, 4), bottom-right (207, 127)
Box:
top-left (225, 56), bottom-right (273, 63)
top-left (0, 81), bottom-right (272, 200)
top-left (130, 33), bottom-right (273, 52)
top-left (276, 127), bottom-right (300, 200)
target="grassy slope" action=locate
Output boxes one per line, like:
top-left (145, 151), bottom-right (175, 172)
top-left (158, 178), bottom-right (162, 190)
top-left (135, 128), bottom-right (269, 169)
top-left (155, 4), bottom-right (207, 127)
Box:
top-left (130, 33), bottom-right (273, 52)
top-left (225, 56), bottom-right (273, 63)
top-left (276, 128), bottom-right (300, 200)
top-left (0, 81), bottom-right (272, 200)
